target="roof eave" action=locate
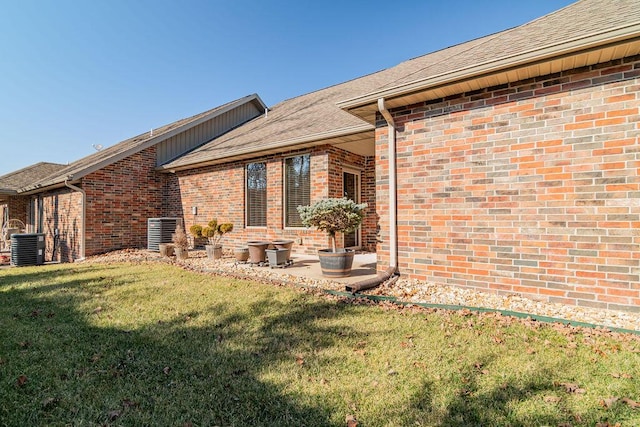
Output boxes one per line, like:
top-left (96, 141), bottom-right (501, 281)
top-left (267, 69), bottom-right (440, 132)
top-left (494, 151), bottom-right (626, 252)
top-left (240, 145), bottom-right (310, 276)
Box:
top-left (338, 23), bottom-right (640, 119)
top-left (19, 94), bottom-right (267, 193)
top-left (157, 123), bottom-right (374, 173)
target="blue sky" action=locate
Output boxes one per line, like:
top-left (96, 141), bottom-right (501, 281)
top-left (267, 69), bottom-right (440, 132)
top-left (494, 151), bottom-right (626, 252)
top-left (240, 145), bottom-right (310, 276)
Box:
top-left (0, 0), bottom-right (574, 176)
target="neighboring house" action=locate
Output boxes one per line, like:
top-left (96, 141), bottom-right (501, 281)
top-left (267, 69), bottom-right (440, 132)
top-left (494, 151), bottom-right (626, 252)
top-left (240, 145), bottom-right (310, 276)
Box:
top-left (5, 95), bottom-right (266, 262)
top-left (1, 162), bottom-right (67, 249)
top-left (2, 0), bottom-right (638, 312)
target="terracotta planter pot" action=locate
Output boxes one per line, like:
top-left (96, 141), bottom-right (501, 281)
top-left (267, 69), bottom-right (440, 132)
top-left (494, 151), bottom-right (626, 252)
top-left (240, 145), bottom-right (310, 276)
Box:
top-left (158, 243), bottom-right (174, 257)
top-left (206, 245), bottom-right (223, 260)
top-left (318, 249), bottom-right (355, 277)
top-left (247, 241), bottom-right (270, 264)
top-left (234, 247), bottom-right (250, 262)
top-left (174, 247), bottom-right (189, 260)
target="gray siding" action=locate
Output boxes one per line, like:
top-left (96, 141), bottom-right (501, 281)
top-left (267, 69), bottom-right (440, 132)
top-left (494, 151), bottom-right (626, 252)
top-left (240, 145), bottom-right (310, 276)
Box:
top-left (157, 102), bottom-right (262, 166)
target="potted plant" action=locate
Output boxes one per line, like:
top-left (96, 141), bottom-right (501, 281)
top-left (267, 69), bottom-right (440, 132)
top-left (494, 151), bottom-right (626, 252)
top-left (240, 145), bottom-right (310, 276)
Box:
top-left (188, 224), bottom-right (207, 249)
top-left (298, 197), bottom-right (367, 277)
top-left (202, 219), bottom-right (234, 260)
top-left (172, 223), bottom-right (189, 260)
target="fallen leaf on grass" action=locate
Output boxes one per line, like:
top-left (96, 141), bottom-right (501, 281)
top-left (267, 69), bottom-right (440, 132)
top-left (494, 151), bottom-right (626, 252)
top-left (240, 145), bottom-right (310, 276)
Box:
top-left (555, 382), bottom-right (586, 394)
top-left (610, 372), bottom-right (633, 379)
top-left (622, 397), bottom-right (640, 408)
top-left (163, 366), bottom-right (171, 375)
top-left (42, 397), bottom-right (59, 409)
top-left (543, 396), bottom-right (562, 404)
top-left (122, 399), bottom-right (139, 409)
top-left (296, 356), bottom-right (305, 366)
top-left (108, 410), bottom-right (121, 421)
top-left (16, 375), bottom-right (27, 387)
top-left (599, 397), bottom-right (618, 408)
top-left (345, 414), bottom-right (358, 426)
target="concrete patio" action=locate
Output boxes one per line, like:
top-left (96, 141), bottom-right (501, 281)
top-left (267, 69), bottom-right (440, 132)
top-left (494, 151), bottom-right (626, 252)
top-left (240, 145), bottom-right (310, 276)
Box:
top-left (252, 251), bottom-right (378, 285)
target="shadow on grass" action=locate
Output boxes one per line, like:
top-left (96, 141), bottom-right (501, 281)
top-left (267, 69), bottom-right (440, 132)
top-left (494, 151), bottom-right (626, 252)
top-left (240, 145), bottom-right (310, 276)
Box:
top-left (0, 264), bottom-right (359, 425)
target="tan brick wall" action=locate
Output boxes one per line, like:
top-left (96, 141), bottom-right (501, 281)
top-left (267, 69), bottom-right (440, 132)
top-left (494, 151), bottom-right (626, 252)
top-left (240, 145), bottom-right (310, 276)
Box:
top-left (166, 146), bottom-right (377, 254)
top-left (376, 56), bottom-right (640, 312)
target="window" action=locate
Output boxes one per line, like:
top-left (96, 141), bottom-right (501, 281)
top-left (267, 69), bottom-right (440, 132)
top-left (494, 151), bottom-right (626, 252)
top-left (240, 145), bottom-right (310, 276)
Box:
top-left (246, 162), bottom-right (267, 227)
top-left (284, 154), bottom-right (310, 227)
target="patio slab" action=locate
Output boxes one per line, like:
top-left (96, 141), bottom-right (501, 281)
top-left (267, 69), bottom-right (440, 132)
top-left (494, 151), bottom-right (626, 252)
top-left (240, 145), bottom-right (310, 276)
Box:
top-left (263, 252), bottom-right (378, 285)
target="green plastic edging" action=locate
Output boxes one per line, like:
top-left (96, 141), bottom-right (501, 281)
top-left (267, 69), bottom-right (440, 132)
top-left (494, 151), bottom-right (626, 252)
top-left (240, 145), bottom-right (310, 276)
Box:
top-left (323, 290), bottom-right (640, 336)
top-left (197, 266), bottom-right (640, 336)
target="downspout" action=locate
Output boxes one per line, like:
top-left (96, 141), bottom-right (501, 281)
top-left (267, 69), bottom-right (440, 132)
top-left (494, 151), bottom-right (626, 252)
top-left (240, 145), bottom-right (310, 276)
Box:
top-left (346, 97), bottom-right (399, 293)
top-left (64, 179), bottom-right (86, 261)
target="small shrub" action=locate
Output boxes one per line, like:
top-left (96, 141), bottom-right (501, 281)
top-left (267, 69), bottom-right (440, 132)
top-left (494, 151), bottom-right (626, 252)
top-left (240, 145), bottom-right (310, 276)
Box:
top-left (189, 224), bottom-right (203, 238)
top-left (172, 224), bottom-right (189, 250)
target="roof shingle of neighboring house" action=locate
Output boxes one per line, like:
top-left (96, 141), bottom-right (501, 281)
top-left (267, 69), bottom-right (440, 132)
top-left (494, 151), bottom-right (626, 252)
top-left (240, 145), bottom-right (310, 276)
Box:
top-left (162, 0), bottom-right (640, 170)
top-left (0, 162), bottom-right (67, 195)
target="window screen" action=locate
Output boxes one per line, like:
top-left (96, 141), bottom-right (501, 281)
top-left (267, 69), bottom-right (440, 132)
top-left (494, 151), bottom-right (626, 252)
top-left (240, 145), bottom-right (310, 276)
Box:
top-left (246, 162), bottom-right (267, 227)
top-left (284, 154), bottom-right (310, 227)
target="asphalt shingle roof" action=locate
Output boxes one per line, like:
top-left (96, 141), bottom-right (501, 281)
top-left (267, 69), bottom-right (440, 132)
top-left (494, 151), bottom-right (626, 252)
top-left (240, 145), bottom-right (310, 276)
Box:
top-left (371, 0), bottom-right (640, 93)
top-left (163, 0), bottom-right (640, 170)
top-left (0, 162), bottom-right (67, 193)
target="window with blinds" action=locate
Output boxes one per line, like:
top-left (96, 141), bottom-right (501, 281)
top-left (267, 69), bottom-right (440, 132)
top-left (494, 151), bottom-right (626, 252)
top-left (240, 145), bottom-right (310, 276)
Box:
top-left (284, 154), bottom-right (310, 227)
top-left (246, 162), bottom-right (267, 227)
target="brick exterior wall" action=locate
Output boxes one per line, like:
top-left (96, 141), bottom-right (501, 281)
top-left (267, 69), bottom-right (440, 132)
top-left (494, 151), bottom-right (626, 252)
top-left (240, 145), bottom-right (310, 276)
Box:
top-left (165, 145), bottom-right (377, 254)
top-left (375, 56), bottom-right (640, 312)
top-left (82, 146), bottom-right (164, 256)
top-left (37, 188), bottom-right (83, 262)
top-left (3, 196), bottom-right (28, 228)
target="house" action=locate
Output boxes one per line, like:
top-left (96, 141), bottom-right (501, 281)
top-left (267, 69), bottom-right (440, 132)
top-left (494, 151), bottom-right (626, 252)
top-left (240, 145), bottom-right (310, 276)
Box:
top-left (1, 162), bottom-right (67, 249)
top-left (337, 0), bottom-right (640, 312)
top-left (2, 0), bottom-right (639, 312)
top-left (4, 95), bottom-right (266, 261)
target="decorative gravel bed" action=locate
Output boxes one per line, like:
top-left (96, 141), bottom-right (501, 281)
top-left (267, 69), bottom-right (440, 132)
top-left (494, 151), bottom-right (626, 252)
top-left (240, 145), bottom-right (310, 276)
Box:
top-left (82, 249), bottom-right (640, 332)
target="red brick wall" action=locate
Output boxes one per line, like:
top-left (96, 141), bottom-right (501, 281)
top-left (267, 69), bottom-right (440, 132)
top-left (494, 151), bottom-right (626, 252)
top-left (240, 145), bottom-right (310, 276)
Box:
top-left (37, 188), bottom-right (83, 262)
top-left (166, 146), bottom-right (377, 254)
top-left (4, 196), bottom-right (28, 228)
top-left (82, 146), bottom-right (164, 256)
top-left (376, 56), bottom-right (640, 312)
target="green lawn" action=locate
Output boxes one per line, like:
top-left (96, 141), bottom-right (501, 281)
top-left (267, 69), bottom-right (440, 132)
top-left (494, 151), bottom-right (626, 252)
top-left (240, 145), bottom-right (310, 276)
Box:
top-left (1, 262), bottom-right (639, 426)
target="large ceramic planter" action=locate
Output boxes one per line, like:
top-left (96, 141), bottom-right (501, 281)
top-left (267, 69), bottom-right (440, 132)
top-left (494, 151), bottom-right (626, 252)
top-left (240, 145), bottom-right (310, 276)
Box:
top-left (247, 241), bottom-right (270, 264)
top-left (206, 244), bottom-right (223, 260)
top-left (272, 240), bottom-right (294, 261)
top-left (318, 249), bottom-right (355, 277)
top-left (234, 247), bottom-right (250, 262)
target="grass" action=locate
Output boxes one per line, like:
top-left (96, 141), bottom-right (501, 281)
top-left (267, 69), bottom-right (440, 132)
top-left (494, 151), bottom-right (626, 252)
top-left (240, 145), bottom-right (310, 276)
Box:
top-left (1, 262), bottom-right (639, 426)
